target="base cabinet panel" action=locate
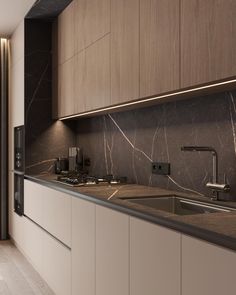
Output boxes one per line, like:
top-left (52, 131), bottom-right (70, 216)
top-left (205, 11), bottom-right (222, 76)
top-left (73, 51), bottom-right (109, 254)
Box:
top-left (130, 217), bottom-right (181, 295)
top-left (182, 235), bottom-right (236, 295)
top-left (23, 217), bottom-right (43, 275)
top-left (42, 232), bottom-right (71, 295)
top-left (24, 180), bottom-right (72, 247)
top-left (72, 197), bottom-right (95, 295)
top-left (95, 205), bottom-right (129, 295)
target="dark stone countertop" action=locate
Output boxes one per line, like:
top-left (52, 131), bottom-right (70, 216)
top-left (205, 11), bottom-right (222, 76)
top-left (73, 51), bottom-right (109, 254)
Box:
top-left (24, 174), bottom-right (236, 252)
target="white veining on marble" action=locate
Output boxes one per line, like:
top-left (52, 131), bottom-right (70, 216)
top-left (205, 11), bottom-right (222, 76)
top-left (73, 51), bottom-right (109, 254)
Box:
top-left (229, 92), bottom-right (236, 156)
top-left (26, 158), bottom-right (56, 170)
top-left (103, 117), bottom-right (109, 174)
top-left (26, 62), bottom-right (50, 124)
top-left (108, 114), bottom-right (152, 162)
top-left (167, 175), bottom-right (204, 196)
top-left (104, 116), bottom-right (115, 175)
top-left (107, 189), bottom-right (119, 200)
top-left (132, 129), bottom-right (138, 184)
top-left (108, 113), bottom-right (204, 196)
top-left (149, 120), bottom-right (162, 186)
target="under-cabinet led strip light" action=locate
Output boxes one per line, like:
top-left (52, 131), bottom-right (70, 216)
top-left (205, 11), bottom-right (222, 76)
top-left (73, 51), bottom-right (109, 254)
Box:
top-left (59, 78), bottom-right (236, 120)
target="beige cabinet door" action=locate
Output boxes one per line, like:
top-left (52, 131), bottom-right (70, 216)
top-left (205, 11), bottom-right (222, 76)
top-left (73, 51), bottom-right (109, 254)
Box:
top-left (182, 235), bottom-right (236, 295)
top-left (41, 187), bottom-right (72, 248)
top-left (85, 35), bottom-right (111, 111)
top-left (111, 0), bottom-right (139, 104)
top-left (130, 217), bottom-right (181, 295)
top-left (181, 0), bottom-right (236, 87)
top-left (24, 180), bottom-right (72, 247)
top-left (140, 0), bottom-right (180, 97)
top-left (71, 197), bottom-right (95, 295)
top-left (96, 205), bottom-right (129, 295)
top-left (42, 231), bottom-right (71, 295)
top-left (24, 180), bottom-right (43, 225)
top-left (22, 217), bottom-right (44, 275)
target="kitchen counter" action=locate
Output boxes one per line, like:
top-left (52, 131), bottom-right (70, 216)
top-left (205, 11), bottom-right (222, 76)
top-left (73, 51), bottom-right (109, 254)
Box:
top-left (25, 174), bottom-right (236, 251)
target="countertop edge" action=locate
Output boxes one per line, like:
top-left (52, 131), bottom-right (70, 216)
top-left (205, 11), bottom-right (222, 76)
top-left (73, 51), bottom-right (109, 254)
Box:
top-left (24, 175), bottom-right (236, 252)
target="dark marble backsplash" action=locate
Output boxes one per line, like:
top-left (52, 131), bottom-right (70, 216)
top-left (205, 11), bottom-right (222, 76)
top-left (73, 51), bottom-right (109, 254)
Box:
top-left (25, 20), bottom-right (75, 175)
top-left (76, 91), bottom-right (236, 201)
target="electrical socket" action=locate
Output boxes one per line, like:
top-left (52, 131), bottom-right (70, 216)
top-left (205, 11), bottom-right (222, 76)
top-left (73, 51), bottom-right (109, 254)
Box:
top-left (152, 162), bottom-right (170, 175)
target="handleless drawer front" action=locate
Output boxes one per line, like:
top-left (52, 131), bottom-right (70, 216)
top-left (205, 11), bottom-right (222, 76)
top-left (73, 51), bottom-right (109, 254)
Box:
top-left (182, 235), bottom-right (236, 295)
top-left (24, 180), bottom-right (72, 247)
top-left (24, 180), bottom-right (43, 225)
top-left (42, 231), bottom-right (71, 295)
top-left (42, 185), bottom-right (71, 247)
top-left (130, 217), bottom-right (181, 295)
top-left (95, 205), bottom-right (129, 295)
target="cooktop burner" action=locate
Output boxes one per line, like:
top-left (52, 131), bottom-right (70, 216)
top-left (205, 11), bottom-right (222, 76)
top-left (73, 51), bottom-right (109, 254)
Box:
top-left (54, 173), bottom-right (127, 187)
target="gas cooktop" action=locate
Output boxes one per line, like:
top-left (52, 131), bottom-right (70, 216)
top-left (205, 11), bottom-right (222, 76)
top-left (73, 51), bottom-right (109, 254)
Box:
top-left (54, 173), bottom-right (127, 187)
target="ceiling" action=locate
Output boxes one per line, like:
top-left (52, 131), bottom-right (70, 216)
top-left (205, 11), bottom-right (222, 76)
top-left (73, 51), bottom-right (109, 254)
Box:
top-left (0, 0), bottom-right (35, 37)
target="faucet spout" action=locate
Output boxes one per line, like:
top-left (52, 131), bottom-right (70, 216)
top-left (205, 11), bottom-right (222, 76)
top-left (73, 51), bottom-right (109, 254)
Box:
top-left (181, 146), bottom-right (229, 201)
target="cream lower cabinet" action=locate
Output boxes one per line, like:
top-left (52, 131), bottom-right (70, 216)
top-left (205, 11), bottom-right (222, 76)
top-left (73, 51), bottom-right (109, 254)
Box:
top-left (71, 197), bottom-right (96, 295)
top-left (130, 217), bottom-right (181, 295)
top-left (182, 235), bottom-right (236, 295)
top-left (42, 230), bottom-right (71, 295)
top-left (22, 216), bottom-right (71, 295)
top-left (95, 205), bottom-right (129, 295)
top-left (22, 217), bottom-right (44, 275)
top-left (24, 180), bottom-right (72, 247)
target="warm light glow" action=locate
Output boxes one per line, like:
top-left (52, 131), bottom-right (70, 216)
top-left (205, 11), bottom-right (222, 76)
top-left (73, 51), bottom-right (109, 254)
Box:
top-left (59, 78), bottom-right (236, 121)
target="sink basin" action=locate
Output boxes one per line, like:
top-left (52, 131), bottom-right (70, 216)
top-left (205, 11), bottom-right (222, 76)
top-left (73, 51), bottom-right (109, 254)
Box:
top-left (121, 195), bottom-right (233, 215)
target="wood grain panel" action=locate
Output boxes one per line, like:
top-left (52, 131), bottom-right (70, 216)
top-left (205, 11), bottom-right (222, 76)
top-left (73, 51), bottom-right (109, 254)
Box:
top-left (85, 0), bottom-right (110, 47)
top-left (111, 0), bottom-right (139, 104)
top-left (74, 50), bottom-right (86, 113)
top-left (58, 57), bottom-right (76, 117)
top-left (75, 0), bottom-right (110, 53)
top-left (58, 0), bottom-right (76, 64)
top-left (140, 0), bottom-right (180, 97)
top-left (74, 0), bottom-right (86, 53)
top-left (181, 0), bottom-right (236, 87)
top-left (85, 35), bottom-right (110, 111)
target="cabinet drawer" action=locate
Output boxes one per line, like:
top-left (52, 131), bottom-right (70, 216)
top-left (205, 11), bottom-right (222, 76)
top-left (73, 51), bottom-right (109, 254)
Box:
top-left (42, 231), bottom-right (71, 295)
top-left (24, 180), bottom-right (71, 247)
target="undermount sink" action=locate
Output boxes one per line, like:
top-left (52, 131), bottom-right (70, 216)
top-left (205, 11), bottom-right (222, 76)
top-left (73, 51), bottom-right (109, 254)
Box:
top-left (121, 195), bottom-right (234, 215)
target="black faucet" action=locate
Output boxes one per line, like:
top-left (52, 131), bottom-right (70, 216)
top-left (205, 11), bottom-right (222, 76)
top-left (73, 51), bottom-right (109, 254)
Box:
top-left (181, 146), bottom-right (230, 201)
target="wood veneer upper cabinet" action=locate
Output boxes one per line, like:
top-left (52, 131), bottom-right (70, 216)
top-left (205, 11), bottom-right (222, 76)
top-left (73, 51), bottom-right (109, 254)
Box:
top-left (74, 50), bottom-right (86, 113)
top-left (58, 56), bottom-right (76, 118)
top-left (84, 0), bottom-right (110, 48)
top-left (181, 0), bottom-right (236, 87)
top-left (75, 0), bottom-right (110, 53)
top-left (111, 0), bottom-right (139, 104)
top-left (85, 35), bottom-right (111, 111)
top-left (140, 0), bottom-right (180, 97)
top-left (58, 1), bottom-right (76, 64)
